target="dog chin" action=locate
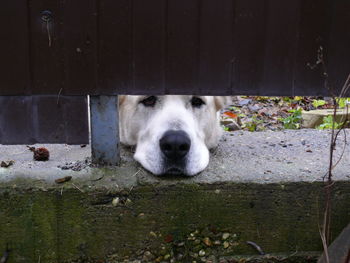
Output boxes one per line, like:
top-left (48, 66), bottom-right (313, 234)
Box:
top-left (134, 154), bottom-right (204, 177)
top-left (160, 167), bottom-right (199, 177)
top-left (134, 140), bottom-right (210, 177)
top-left (163, 167), bottom-right (185, 176)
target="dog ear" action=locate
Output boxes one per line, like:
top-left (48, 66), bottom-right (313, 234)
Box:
top-left (214, 96), bottom-right (232, 111)
top-left (118, 95), bottom-right (126, 107)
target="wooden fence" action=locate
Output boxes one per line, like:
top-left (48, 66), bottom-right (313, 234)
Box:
top-left (1, 0), bottom-right (349, 163)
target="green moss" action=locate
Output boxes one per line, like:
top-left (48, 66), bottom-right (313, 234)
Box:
top-left (0, 182), bottom-right (349, 262)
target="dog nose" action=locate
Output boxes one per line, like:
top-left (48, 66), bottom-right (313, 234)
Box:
top-left (160, 130), bottom-right (191, 160)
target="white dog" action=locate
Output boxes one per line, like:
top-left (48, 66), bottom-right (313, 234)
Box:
top-left (119, 95), bottom-right (231, 176)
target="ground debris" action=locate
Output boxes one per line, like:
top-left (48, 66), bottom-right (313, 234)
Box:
top-left (0, 244), bottom-right (10, 263)
top-left (27, 146), bottom-right (50, 161)
top-left (246, 241), bottom-right (265, 255)
top-left (58, 161), bottom-right (87, 171)
top-left (222, 96), bottom-right (331, 132)
top-left (0, 160), bottom-right (14, 168)
top-left (55, 176), bottom-right (72, 184)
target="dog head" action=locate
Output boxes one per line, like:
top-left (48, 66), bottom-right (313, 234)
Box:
top-left (119, 95), bottom-right (231, 176)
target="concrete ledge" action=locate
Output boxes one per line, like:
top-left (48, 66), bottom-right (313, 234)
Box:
top-left (0, 130), bottom-right (350, 262)
top-left (302, 109), bottom-right (350, 128)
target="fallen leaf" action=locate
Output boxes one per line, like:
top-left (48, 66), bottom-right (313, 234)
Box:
top-left (224, 111), bottom-right (238, 118)
top-left (164, 234), bottom-right (173, 243)
top-left (55, 176), bottom-right (72, 184)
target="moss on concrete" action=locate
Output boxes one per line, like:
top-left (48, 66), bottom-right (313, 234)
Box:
top-left (0, 182), bottom-right (349, 262)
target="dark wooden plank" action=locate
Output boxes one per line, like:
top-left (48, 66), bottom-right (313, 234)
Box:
top-left (233, 0), bottom-right (266, 96)
top-left (0, 0), bottom-right (30, 95)
top-left (198, 0), bottom-right (234, 95)
top-left (33, 96), bottom-right (66, 143)
top-left (294, 0), bottom-right (332, 96)
top-left (29, 0), bottom-right (64, 95)
top-left (262, 0), bottom-right (300, 96)
top-left (63, 0), bottom-right (97, 95)
top-left (0, 97), bottom-right (35, 144)
top-left (63, 96), bottom-right (89, 144)
top-left (133, 0), bottom-right (166, 95)
top-left (1, 0), bottom-right (349, 97)
top-left (34, 96), bottom-right (89, 144)
top-left (98, 0), bottom-right (132, 95)
top-left (327, 0), bottom-right (350, 96)
top-left (0, 96), bottom-right (88, 144)
top-left (166, 0), bottom-right (200, 95)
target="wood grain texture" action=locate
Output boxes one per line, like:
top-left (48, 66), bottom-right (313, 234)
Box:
top-left (0, 0), bottom-right (349, 96)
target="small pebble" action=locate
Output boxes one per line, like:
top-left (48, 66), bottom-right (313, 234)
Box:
top-left (112, 197), bottom-right (120, 206)
top-left (155, 256), bottom-right (163, 262)
top-left (177, 242), bottom-right (185, 247)
top-left (149, 231), bottom-right (157, 238)
top-left (142, 251), bottom-right (154, 261)
top-left (223, 241), bottom-right (229, 249)
top-left (203, 237), bottom-right (212, 247)
top-left (198, 250), bottom-right (205, 256)
top-left (222, 233), bottom-right (230, 240)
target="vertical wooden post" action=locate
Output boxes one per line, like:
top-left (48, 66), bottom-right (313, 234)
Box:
top-left (90, 95), bottom-right (120, 165)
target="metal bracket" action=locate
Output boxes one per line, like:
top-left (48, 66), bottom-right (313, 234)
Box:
top-left (90, 95), bottom-right (120, 165)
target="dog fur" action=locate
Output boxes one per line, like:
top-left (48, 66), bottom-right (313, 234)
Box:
top-left (119, 95), bottom-right (231, 176)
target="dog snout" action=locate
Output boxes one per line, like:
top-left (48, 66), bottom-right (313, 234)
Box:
top-left (159, 130), bottom-right (191, 160)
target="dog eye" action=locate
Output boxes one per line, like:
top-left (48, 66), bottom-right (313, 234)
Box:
top-left (140, 96), bottom-right (157, 107)
top-left (191, 97), bottom-right (205, 108)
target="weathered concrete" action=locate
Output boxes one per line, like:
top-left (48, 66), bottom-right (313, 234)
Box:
top-left (1, 129), bottom-right (350, 185)
top-left (0, 130), bottom-right (349, 262)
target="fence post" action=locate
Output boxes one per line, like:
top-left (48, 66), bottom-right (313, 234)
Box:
top-left (90, 95), bottom-right (120, 165)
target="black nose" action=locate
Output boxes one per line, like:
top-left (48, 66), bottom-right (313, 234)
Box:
top-left (159, 130), bottom-right (191, 160)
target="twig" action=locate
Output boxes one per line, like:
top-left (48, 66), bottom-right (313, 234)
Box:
top-left (279, 250), bottom-right (299, 261)
top-left (313, 48), bottom-right (350, 263)
top-left (246, 241), bottom-right (265, 255)
top-left (72, 183), bottom-right (84, 193)
top-left (90, 175), bottom-right (104, 182)
top-left (132, 169), bottom-right (141, 177)
top-left (344, 249), bottom-right (350, 263)
top-left (331, 129), bottom-right (347, 171)
top-left (0, 244), bottom-right (10, 263)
